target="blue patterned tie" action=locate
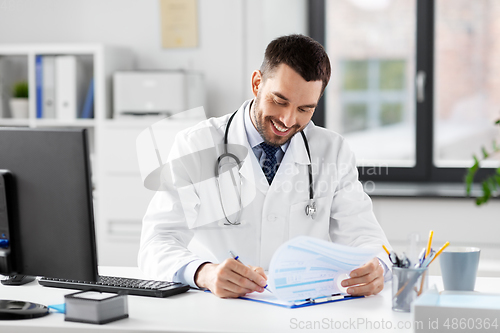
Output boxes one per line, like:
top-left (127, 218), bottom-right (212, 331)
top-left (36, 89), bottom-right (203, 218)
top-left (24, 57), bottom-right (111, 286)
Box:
top-left (260, 142), bottom-right (280, 184)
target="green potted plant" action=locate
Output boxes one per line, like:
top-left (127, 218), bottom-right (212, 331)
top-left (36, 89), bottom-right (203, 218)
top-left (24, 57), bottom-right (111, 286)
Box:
top-left (465, 120), bottom-right (500, 205)
top-left (9, 81), bottom-right (29, 118)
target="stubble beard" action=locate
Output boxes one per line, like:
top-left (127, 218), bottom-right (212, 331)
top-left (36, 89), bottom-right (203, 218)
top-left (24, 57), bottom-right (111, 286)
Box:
top-left (252, 95), bottom-right (301, 147)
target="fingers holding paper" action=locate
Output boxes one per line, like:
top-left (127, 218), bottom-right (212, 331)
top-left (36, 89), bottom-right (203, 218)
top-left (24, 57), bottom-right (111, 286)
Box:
top-left (194, 259), bottom-right (268, 298)
top-left (341, 257), bottom-right (384, 296)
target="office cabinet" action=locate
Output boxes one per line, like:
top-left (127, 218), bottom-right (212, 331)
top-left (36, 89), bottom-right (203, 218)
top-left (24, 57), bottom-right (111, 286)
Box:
top-left (97, 118), bottom-right (204, 265)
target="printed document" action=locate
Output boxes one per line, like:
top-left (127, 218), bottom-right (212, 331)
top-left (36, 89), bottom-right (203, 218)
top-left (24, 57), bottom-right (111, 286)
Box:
top-left (263, 236), bottom-right (380, 303)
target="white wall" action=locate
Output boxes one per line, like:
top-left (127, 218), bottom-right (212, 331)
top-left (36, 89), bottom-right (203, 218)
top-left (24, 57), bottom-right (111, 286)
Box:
top-left (0, 0), bottom-right (306, 117)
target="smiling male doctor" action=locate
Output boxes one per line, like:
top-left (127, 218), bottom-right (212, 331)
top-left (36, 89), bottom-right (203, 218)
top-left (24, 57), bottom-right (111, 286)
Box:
top-left (138, 34), bottom-right (392, 298)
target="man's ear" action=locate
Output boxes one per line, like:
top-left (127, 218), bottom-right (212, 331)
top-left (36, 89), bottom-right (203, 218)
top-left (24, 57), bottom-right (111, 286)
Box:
top-left (251, 70), bottom-right (262, 98)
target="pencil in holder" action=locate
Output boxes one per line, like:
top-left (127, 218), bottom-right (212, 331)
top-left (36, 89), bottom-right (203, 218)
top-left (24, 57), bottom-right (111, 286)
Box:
top-left (392, 266), bottom-right (428, 312)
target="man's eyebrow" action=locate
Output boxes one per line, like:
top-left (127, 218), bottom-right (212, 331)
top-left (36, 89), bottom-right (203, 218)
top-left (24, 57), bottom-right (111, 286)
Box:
top-left (272, 92), bottom-right (289, 101)
top-left (272, 91), bottom-right (317, 109)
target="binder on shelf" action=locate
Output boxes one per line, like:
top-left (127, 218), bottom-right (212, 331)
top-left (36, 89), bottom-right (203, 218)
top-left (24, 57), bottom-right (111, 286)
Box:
top-left (35, 55), bottom-right (43, 118)
top-left (80, 78), bottom-right (94, 119)
top-left (55, 55), bottom-right (86, 121)
top-left (42, 56), bottom-right (56, 119)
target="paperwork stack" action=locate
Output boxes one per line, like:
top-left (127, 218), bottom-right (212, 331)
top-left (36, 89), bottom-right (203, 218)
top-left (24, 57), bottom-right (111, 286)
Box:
top-left (412, 288), bottom-right (500, 332)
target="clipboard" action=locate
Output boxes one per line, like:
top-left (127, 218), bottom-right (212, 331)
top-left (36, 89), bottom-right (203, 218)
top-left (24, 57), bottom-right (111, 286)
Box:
top-left (239, 291), bottom-right (363, 309)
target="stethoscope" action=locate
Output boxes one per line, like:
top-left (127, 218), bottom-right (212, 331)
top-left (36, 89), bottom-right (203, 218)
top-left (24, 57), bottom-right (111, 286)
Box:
top-left (215, 109), bottom-right (316, 225)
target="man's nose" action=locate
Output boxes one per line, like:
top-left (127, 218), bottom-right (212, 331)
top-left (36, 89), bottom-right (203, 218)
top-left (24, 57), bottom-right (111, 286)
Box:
top-left (277, 108), bottom-right (295, 128)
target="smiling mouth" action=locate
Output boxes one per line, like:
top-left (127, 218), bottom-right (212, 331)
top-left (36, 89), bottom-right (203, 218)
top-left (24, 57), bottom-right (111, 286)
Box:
top-left (271, 119), bottom-right (291, 134)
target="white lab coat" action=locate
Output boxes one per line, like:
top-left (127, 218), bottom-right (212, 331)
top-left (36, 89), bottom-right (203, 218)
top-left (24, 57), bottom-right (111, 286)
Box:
top-left (138, 100), bottom-right (392, 282)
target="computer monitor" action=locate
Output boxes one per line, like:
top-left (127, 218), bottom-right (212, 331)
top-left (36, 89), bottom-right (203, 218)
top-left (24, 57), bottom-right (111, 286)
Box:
top-left (0, 127), bottom-right (98, 319)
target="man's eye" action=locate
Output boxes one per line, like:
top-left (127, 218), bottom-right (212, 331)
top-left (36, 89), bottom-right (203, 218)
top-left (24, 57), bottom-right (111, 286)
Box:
top-left (274, 99), bottom-right (286, 106)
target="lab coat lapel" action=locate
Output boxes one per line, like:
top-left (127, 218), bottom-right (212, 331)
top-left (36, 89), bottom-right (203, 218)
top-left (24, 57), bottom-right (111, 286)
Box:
top-left (226, 101), bottom-right (269, 194)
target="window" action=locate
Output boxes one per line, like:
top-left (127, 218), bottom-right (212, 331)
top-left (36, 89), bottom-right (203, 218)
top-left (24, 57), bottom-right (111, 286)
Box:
top-left (340, 59), bottom-right (410, 165)
top-left (434, 0), bottom-right (500, 169)
top-left (310, 0), bottom-right (499, 183)
top-left (324, 0), bottom-right (416, 169)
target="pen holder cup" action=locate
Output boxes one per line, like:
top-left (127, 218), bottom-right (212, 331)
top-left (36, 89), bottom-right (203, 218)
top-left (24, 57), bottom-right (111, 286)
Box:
top-left (392, 266), bottom-right (428, 312)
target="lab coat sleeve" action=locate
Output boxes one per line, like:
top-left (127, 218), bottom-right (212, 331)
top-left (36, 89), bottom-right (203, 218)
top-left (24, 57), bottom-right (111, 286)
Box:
top-left (328, 138), bottom-right (393, 276)
top-left (138, 189), bottom-right (202, 282)
top-left (138, 132), bottom-right (205, 282)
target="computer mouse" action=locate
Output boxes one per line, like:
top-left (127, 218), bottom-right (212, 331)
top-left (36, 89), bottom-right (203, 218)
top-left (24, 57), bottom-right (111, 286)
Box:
top-left (1, 275), bottom-right (36, 286)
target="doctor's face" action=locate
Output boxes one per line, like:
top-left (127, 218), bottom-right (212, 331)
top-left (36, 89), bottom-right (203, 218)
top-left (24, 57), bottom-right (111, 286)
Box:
top-left (251, 64), bottom-right (323, 147)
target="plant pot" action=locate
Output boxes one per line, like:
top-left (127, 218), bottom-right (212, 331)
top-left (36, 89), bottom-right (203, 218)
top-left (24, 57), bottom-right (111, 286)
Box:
top-left (9, 98), bottom-right (29, 119)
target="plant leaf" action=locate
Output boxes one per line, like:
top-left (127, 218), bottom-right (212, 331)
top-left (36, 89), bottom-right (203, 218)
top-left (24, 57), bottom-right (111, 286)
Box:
top-left (482, 181), bottom-right (491, 202)
top-left (488, 177), bottom-right (498, 191)
top-left (465, 169), bottom-right (475, 195)
top-left (468, 119), bottom-right (500, 205)
top-left (475, 195), bottom-right (487, 206)
top-left (465, 156), bottom-right (480, 195)
top-left (482, 147), bottom-right (489, 159)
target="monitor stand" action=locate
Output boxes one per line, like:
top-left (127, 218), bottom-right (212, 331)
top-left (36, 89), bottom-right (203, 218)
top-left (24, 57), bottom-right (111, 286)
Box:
top-left (0, 300), bottom-right (49, 320)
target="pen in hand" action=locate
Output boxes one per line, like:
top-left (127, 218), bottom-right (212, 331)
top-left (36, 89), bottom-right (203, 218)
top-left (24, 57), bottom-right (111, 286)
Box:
top-left (229, 251), bottom-right (272, 293)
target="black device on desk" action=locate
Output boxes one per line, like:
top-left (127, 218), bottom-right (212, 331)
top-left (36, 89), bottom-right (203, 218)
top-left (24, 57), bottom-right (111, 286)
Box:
top-left (0, 128), bottom-right (189, 320)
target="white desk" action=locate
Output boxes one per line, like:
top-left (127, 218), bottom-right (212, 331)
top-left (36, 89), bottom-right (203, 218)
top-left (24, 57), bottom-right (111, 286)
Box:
top-left (1, 267), bottom-right (499, 333)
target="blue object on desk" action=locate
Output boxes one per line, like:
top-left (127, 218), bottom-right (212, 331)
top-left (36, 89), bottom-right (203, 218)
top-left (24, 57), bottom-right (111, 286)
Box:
top-left (48, 304), bottom-right (66, 314)
top-left (204, 289), bottom-right (363, 309)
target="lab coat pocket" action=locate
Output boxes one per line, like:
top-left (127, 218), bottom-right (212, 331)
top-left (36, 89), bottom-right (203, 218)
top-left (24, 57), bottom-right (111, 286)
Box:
top-left (288, 196), bottom-right (332, 240)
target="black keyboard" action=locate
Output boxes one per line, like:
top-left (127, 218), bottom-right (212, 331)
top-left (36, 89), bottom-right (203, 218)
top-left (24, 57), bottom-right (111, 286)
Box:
top-left (38, 276), bottom-right (190, 298)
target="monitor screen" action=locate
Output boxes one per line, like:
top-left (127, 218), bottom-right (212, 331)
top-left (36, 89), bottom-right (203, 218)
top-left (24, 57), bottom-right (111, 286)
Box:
top-left (0, 127), bottom-right (98, 282)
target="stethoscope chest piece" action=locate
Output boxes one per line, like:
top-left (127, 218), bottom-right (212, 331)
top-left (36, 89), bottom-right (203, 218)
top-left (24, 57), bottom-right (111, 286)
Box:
top-left (305, 199), bottom-right (316, 219)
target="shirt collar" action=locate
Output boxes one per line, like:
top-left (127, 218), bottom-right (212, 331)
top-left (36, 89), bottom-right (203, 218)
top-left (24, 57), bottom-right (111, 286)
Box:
top-left (243, 99), bottom-right (290, 152)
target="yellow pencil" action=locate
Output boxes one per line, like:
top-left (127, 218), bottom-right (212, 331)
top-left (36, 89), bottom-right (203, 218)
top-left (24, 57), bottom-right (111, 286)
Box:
top-left (429, 241), bottom-right (450, 265)
top-left (425, 230), bottom-right (434, 258)
top-left (382, 245), bottom-right (390, 256)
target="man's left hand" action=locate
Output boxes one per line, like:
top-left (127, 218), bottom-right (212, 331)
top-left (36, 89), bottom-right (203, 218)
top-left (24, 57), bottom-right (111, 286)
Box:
top-left (341, 257), bottom-right (384, 296)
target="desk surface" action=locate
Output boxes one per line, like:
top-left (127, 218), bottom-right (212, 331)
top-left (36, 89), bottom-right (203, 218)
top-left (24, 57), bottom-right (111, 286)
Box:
top-left (1, 267), bottom-right (499, 333)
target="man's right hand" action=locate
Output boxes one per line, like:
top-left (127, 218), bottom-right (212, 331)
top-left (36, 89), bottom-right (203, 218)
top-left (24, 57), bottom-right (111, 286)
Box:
top-left (194, 259), bottom-right (268, 298)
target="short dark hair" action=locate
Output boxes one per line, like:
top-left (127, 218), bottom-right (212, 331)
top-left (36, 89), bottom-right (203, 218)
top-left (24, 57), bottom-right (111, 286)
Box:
top-left (260, 34), bottom-right (331, 96)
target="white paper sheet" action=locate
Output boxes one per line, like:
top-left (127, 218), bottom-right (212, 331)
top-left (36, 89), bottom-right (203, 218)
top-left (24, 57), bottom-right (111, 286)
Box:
top-left (267, 236), bottom-right (380, 302)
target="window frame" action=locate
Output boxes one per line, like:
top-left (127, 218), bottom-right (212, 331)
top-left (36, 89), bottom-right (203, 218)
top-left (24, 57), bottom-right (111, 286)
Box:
top-left (308, 0), bottom-right (497, 185)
